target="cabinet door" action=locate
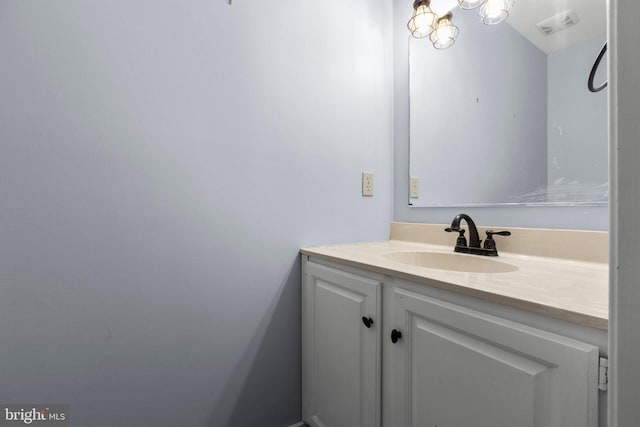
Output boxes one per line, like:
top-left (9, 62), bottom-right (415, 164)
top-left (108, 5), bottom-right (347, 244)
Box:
top-left (302, 261), bottom-right (381, 427)
top-left (388, 286), bottom-right (599, 427)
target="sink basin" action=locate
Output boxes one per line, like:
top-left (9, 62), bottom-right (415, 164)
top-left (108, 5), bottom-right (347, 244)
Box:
top-left (383, 251), bottom-right (518, 273)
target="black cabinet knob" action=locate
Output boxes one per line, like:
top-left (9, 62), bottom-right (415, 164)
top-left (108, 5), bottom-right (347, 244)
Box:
top-left (391, 329), bottom-right (402, 343)
top-left (362, 317), bottom-right (373, 328)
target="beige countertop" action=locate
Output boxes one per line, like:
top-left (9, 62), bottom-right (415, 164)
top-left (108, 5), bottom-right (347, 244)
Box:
top-left (301, 224), bottom-right (609, 330)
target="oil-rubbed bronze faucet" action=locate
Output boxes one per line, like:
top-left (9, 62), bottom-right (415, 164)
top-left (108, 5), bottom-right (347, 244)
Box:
top-left (445, 213), bottom-right (511, 257)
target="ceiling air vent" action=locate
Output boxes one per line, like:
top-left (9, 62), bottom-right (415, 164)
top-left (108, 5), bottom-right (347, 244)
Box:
top-left (537, 9), bottom-right (580, 35)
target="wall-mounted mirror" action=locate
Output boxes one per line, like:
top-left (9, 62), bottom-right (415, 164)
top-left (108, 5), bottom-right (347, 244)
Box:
top-left (409, 0), bottom-right (608, 207)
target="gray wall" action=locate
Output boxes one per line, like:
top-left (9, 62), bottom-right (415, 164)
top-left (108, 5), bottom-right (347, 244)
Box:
top-left (394, 0), bottom-right (609, 230)
top-left (0, 1), bottom-right (392, 426)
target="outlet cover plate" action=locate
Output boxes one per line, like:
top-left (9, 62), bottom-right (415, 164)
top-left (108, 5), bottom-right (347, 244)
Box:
top-left (410, 176), bottom-right (419, 198)
top-left (362, 172), bottom-right (374, 196)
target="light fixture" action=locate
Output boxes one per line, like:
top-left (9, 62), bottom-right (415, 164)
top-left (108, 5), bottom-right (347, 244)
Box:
top-left (408, 0), bottom-right (514, 49)
top-left (430, 12), bottom-right (459, 49)
top-left (407, 0), bottom-right (438, 39)
top-left (457, 0), bottom-right (485, 10)
top-left (478, 0), bottom-right (514, 25)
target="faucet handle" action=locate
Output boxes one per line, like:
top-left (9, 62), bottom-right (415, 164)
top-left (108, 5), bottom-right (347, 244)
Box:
top-left (445, 227), bottom-right (467, 247)
top-left (486, 230), bottom-right (511, 237)
top-left (483, 230), bottom-right (511, 250)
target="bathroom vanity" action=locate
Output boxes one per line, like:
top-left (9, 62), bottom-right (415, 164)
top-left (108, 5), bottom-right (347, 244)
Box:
top-left (301, 222), bottom-right (608, 427)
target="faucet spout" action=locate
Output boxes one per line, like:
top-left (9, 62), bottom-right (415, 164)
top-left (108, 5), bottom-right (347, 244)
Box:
top-left (444, 213), bottom-right (510, 256)
top-left (447, 213), bottom-right (481, 248)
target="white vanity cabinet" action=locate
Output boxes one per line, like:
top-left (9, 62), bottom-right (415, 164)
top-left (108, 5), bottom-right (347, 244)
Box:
top-left (302, 257), bottom-right (602, 427)
top-left (302, 261), bottom-right (382, 427)
top-left (386, 281), bottom-right (599, 427)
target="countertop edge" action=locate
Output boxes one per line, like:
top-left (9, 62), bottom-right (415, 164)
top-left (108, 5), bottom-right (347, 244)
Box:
top-left (300, 247), bottom-right (608, 331)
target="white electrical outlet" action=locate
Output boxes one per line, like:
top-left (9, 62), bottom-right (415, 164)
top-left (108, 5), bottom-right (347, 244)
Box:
top-left (362, 172), bottom-right (374, 196)
top-left (410, 176), bottom-right (419, 198)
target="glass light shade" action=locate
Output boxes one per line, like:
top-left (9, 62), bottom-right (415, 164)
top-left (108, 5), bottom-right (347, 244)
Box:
top-left (430, 13), bottom-right (459, 49)
top-left (457, 0), bottom-right (486, 10)
top-left (407, 0), bottom-right (438, 38)
top-left (478, 0), bottom-right (514, 25)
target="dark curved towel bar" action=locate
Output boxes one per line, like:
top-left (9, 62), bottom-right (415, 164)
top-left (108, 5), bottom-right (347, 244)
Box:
top-left (588, 42), bottom-right (608, 93)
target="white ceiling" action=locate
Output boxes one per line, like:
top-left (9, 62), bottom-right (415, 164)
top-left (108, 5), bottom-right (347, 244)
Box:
top-left (431, 0), bottom-right (607, 53)
top-left (507, 0), bottom-right (606, 53)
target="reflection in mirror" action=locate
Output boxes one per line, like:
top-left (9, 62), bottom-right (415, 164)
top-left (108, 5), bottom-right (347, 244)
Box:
top-left (409, 0), bottom-right (608, 207)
